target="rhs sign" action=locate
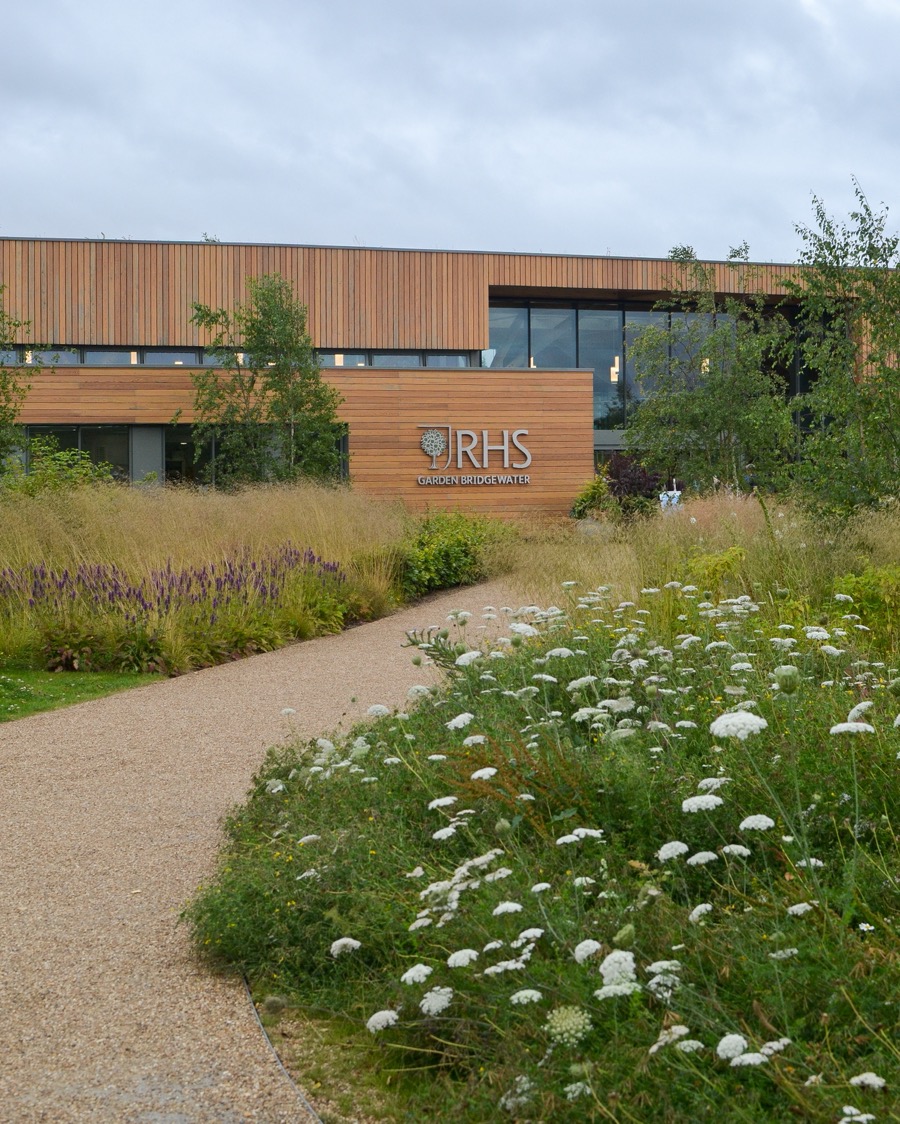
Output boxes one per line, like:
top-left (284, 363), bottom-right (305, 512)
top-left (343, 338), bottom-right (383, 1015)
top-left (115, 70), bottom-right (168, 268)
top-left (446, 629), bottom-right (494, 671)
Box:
top-left (417, 425), bottom-right (531, 486)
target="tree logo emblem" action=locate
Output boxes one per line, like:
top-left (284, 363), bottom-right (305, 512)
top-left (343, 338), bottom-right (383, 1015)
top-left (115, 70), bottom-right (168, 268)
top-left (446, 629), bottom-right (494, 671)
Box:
top-left (420, 426), bottom-right (450, 469)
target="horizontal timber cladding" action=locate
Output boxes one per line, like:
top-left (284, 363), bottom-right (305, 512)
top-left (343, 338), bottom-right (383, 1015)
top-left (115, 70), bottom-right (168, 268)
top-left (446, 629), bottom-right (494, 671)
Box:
top-left (0, 239), bottom-right (800, 352)
top-left (20, 367), bottom-right (594, 515)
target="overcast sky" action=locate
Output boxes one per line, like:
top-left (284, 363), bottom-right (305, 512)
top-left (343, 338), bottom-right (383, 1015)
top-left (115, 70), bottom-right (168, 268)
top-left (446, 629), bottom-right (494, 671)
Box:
top-left (3, 0), bottom-right (899, 262)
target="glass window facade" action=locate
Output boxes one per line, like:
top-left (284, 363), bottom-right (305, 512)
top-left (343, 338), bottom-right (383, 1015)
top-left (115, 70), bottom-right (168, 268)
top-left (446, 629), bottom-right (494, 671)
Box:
top-left (144, 349), bottom-right (198, 366)
top-left (486, 306), bottom-right (528, 369)
top-left (579, 309), bottom-right (626, 430)
top-left (29, 348), bottom-right (79, 365)
top-left (83, 349), bottom-right (136, 366)
top-left (530, 307), bottom-right (577, 368)
top-left (370, 352), bottom-right (422, 368)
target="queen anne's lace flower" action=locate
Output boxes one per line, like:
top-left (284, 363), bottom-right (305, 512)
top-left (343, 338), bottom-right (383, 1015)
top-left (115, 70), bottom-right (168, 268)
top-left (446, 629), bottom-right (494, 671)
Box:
top-left (731, 1052), bottom-right (768, 1067)
top-left (829, 722), bottom-right (875, 735)
top-left (722, 843), bottom-right (752, 857)
top-left (428, 796), bottom-right (458, 810)
top-left (509, 988), bottom-right (542, 1005)
top-left (689, 903), bottom-right (713, 923)
top-left (739, 814), bottom-right (776, 831)
top-left (419, 986), bottom-right (453, 1016)
top-left (687, 851), bottom-right (718, 865)
top-left (545, 1005), bottom-right (592, 1046)
top-left (594, 950), bottom-right (641, 999)
top-left (787, 902), bottom-right (815, 916)
top-left (573, 939), bottom-right (602, 964)
top-left (447, 948), bottom-right (479, 968)
top-left (682, 794), bottom-right (724, 813)
top-left (492, 901), bottom-right (523, 916)
top-left (366, 1009), bottom-right (399, 1033)
top-left (446, 712), bottom-right (474, 730)
top-left (716, 1033), bottom-right (748, 1059)
top-left (657, 840), bottom-right (689, 862)
top-left (531, 882), bottom-right (551, 893)
top-left (330, 937), bottom-right (361, 957)
top-left (400, 963), bottom-right (433, 985)
top-left (709, 711), bottom-right (768, 740)
top-left (849, 1072), bottom-right (886, 1089)
top-left (367, 704), bottom-right (390, 717)
top-left (455, 651), bottom-right (482, 666)
top-left (471, 767), bottom-right (497, 781)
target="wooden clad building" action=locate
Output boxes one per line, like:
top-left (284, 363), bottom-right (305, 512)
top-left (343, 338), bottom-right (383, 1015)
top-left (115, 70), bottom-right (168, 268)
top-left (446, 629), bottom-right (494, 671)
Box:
top-left (0, 240), bottom-right (796, 513)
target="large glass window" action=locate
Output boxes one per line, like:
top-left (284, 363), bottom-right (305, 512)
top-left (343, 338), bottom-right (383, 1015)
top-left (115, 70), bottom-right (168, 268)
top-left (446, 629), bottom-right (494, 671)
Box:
top-left (319, 351), bottom-right (367, 367)
top-left (144, 349), bottom-right (198, 366)
top-left (28, 425), bottom-right (79, 451)
top-left (165, 423), bottom-right (212, 483)
top-left (83, 349), bottom-right (136, 366)
top-left (579, 309), bottom-right (625, 429)
top-left (80, 426), bottom-right (129, 478)
top-left (530, 307), bottom-right (577, 368)
top-left (0, 348), bottom-right (19, 364)
top-left (625, 311), bottom-right (668, 405)
top-left (487, 306), bottom-right (528, 368)
top-left (425, 353), bottom-right (469, 368)
top-left (28, 348), bottom-right (79, 365)
top-left (371, 352), bottom-right (422, 367)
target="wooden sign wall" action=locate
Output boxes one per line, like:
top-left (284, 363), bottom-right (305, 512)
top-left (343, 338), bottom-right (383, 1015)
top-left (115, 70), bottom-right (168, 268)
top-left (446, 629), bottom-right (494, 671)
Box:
top-left (20, 367), bottom-right (594, 515)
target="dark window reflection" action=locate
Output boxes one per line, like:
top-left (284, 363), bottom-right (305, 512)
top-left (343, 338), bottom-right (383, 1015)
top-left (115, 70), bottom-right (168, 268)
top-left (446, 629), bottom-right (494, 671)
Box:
top-left (84, 349), bottom-right (135, 366)
top-left (488, 306), bottom-right (528, 368)
top-left (625, 311), bottom-right (668, 404)
top-left (80, 426), bottom-right (129, 477)
top-left (30, 348), bottom-right (79, 365)
top-left (144, 349), bottom-right (198, 366)
top-left (530, 307), bottom-right (576, 368)
top-left (579, 309), bottom-right (625, 429)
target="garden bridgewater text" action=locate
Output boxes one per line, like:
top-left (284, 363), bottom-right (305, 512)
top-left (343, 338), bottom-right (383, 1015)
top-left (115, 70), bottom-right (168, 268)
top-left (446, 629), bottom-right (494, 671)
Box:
top-left (416, 474), bottom-right (531, 486)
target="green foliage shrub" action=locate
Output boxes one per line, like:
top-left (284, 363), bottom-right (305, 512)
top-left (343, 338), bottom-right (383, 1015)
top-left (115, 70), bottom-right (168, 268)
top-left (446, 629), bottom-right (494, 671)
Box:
top-left (2, 435), bottom-right (115, 494)
top-left (400, 511), bottom-right (513, 599)
top-left (569, 471), bottom-right (615, 520)
top-left (835, 565), bottom-right (900, 650)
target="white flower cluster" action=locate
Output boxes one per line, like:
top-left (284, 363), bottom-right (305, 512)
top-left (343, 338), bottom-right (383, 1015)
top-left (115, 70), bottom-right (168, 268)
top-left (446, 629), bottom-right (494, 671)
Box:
top-left (545, 1005), bottom-right (592, 1047)
top-left (594, 950), bottom-right (641, 999)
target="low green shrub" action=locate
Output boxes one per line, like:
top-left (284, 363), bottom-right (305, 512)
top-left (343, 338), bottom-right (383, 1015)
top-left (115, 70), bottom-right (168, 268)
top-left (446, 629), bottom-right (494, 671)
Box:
top-left (836, 565), bottom-right (900, 651)
top-left (400, 511), bottom-right (513, 599)
top-left (570, 471), bottom-right (616, 521)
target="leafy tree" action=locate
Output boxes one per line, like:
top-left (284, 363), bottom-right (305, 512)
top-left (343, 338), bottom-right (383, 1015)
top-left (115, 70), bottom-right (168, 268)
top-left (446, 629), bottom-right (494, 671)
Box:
top-left (624, 252), bottom-right (796, 492)
top-left (0, 286), bottom-right (34, 470)
top-left (785, 180), bottom-right (900, 513)
top-left (189, 275), bottom-right (345, 486)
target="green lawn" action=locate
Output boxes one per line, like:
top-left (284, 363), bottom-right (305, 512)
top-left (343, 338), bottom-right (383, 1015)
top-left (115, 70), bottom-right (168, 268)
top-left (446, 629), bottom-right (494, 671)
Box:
top-left (0, 668), bottom-right (163, 722)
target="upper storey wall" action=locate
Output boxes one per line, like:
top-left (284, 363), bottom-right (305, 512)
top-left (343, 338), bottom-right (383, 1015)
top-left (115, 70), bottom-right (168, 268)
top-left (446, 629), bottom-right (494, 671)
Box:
top-left (0, 239), bottom-right (800, 351)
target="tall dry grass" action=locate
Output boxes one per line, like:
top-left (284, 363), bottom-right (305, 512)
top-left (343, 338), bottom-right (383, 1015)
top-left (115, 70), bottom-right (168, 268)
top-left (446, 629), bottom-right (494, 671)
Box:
top-left (504, 492), bottom-right (884, 606)
top-left (0, 482), bottom-right (409, 575)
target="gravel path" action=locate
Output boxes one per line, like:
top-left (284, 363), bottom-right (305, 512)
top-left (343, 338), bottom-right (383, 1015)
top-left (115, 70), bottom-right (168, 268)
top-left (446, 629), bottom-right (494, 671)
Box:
top-left (0, 582), bottom-right (518, 1123)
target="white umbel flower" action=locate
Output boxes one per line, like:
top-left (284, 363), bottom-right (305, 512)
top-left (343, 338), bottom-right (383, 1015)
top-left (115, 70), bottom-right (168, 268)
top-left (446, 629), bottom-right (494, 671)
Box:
top-left (657, 840), bottom-right (689, 862)
top-left (716, 1033), bottom-right (748, 1059)
top-left (573, 939), bottom-right (602, 964)
top-left (739, 814), bottom-right (776, 831)
top-left (849, 1072), bottom-right (886, 1089)
top-left (709, 711), bottom-right (768, 740)
top-left (330, 937), bottom-right (361, 957)
top-left (419, 986), bottom-right (453, 1016)
top-left (447, 948), bottom-right (479, 968)
top-left (400, 963), bottom-right (433, 985)
top-left (366, 1009), bottom-right (399, 1033)
top-left (446, 712), bottom-right (474, 730)
top-left (682, 794), bottom-right (724, 813)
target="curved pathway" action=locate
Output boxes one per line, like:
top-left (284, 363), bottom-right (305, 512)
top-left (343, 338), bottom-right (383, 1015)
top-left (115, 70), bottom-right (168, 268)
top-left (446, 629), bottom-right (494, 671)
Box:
top-left (0, 582), bottom-right (518, 1123)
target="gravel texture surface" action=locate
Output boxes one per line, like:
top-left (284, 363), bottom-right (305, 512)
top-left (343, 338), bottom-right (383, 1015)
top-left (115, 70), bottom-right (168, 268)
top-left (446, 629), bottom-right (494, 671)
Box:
top-left (0, 582), bottom-right (518, 1123)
